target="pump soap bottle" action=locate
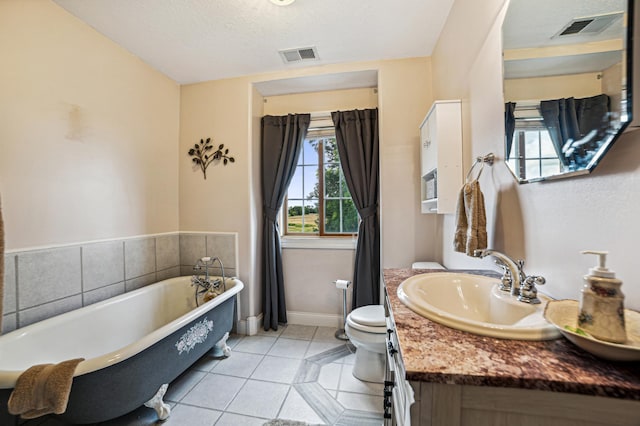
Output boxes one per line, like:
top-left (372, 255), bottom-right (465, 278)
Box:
top-left (578, 250), bottom-right (626, 343)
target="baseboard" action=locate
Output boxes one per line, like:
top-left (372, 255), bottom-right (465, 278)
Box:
top-left (243, 311), bottom-right (344, 331)
top-left (237, 313), bottom-right (263, 336)
top-left (285, 311), bottom-right (344, 328)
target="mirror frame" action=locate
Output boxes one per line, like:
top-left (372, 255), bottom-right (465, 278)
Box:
top-left (501, 0), bottom-right (635, 183)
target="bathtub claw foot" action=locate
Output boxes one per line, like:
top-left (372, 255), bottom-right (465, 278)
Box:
top-left (212, 331), bottom-right (231, 358)
top-left (144, 383), bottom-right (171, 421)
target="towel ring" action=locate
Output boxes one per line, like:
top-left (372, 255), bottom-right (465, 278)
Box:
top-left (465, 153), bottom-right (495, 183)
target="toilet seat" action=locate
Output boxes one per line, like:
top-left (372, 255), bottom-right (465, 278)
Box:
top-left (347, 305), bottom-right (386, 334)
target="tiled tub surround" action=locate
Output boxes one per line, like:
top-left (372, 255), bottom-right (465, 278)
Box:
top-left (384, 269), bottom-right (640, 399)
top-left (2, 232), bottom-right (237, 333)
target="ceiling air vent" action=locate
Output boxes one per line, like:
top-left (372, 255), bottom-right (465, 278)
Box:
top-left (553, 12), bottom-right (623, 38)
top-left (279, 46), bottom-right (319, 63)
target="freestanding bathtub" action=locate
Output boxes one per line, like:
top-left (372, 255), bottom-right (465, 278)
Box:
top-left (0, 275), bottom-right (243, 424)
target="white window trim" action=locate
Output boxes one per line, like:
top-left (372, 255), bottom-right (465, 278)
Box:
top-left (281, 235), bottom-right (357, 250)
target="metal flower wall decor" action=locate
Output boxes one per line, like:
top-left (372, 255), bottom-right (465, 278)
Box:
top-left (188, 137), bottom-right (235, 180)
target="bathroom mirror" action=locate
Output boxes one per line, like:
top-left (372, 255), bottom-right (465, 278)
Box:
top-left (502, 0), bottom-right (633, 183)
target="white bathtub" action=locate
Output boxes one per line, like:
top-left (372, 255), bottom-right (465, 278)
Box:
top-left (0, 275), bottom-right (243, 424)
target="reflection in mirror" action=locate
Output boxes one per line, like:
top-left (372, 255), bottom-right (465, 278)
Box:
top-left (502, 0), bottom-right (632, 183)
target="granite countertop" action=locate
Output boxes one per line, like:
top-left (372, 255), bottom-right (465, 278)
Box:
top-left (383, 268), bottom-right (640, 400)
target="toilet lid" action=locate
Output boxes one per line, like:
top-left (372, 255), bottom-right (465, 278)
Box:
top-left (350, 305), bottom-right (385, 327)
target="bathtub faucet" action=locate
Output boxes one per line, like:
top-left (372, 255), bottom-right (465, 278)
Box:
top-left (191, 256), bottom-right (226, 295)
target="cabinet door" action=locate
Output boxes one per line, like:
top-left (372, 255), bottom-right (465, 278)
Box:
top-left (420, 113), bottom-right (437, 176)
top-left (419, 100), bottom-right (462, 215)
top-left (420, 119), bottom-right (430, 176)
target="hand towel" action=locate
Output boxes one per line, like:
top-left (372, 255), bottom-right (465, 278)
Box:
top-left (453, 180), bottom-right (487, 256)
top-left (453, 185), bottom-right (468, 253)
top-left (8, 358), bottom-right (84, 419)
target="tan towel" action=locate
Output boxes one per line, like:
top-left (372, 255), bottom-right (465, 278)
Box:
top-left (7, 358), bottom-right (84, 419)
top-left (453, 185), bottom-right (468, 253)
top-left (453, 180), bottom-right (487, 256)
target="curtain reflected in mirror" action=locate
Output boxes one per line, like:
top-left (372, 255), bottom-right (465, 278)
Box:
top-left (502, 0), bottom-right (633, 183)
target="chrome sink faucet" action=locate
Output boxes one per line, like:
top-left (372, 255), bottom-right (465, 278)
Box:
top-left (473, 249), bottom-right (546, 304)
top-left (474, 249), bottom-right (522, 297)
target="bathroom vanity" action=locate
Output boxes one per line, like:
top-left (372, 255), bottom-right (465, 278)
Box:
top-left (383, 268), bottom-right (640, 426)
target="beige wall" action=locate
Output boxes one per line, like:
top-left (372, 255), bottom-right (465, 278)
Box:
top-left (378, 59), bottom-right (438, 268)
top-left (0, 0), bottom-right (180, 250)
top-left (179, 77), bottom-right (254, 320)
top-left (264, 88), bottom-right (378, 115)
top-left (504, 72), bottom-right (603, 102)
top-left (433, 0), bottom-right (640, 310)
top-left (180, 58), bottom-right (435, 322)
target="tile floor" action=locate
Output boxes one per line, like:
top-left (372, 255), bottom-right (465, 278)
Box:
top-left (30, 325), bottom-right (384, 426)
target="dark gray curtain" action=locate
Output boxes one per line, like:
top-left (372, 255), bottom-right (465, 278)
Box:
top-left (261, 114), bottom-right (310, 331)
top-left (540, 94), bottom-right (609, 167)
top-left (332, 109), bottom-right (380, 309)
top-left (540, 98), bottom-right (579, 167)
top-left (505, 102), bottom-right (516, 159)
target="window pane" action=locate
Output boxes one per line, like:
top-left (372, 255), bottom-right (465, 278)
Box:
top-left (524, 131), bottom-right (540, 158)
top-left (539, 131), bottom-right (557, 157)
top-left (302, 139), bottom-right (319, 165)
top-left (303, 165), bottom-right (318, 199)
top-left (303, 199), bottom-right (319, 233)
top-left (287, 199), bottom-right (304, 234)
top-left (342, 199), bottom-right (359, 233)
top-left (541, 159), bottom-right (561, 176)
top-left (340, 171), bottom-right (351, 197)
top-left (288, 167), bottom-right (304, 199)
top-left (324, 199), bottom-right (340, 233)
top-left (525, 159), bottom-right (541, 179)
top-left (287, 199), bottom-right (319, 234)
top-left (324, 164), bottom-right (341, 197)
top-left (323, 138), bottom-right (339, 163)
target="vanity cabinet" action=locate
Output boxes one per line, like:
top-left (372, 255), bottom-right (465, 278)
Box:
top-left (419, 100), bottom-right (462, 214)
top-left (383, 268), bottom-right (640, 426)
top-left (411, 383), bottom-right (639, 426)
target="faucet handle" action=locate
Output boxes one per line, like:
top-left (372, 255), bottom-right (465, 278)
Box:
top-left (495, 261), bottom-right (513, 292)
top-left (518, 275), bottom-right (545, 304)
top-left (532, 276), bottom-right (545, 286)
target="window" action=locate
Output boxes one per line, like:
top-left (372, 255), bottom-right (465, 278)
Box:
top-left (284, 133), bottom-right (358, 236)
top-left (507, 112), bottom-right (562, 181)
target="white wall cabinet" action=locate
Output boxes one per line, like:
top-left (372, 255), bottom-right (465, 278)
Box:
top-left (419, 100), bottom-right (462, 214)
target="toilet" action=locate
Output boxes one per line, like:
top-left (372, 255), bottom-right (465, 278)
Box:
top-left (411, 261), bottom-right (445, 270)
top-left (345, 304), bottom-right (387, 383)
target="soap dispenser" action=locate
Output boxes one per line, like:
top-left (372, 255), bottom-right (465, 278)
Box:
top-left (578, 250), bottom-right (626, 343)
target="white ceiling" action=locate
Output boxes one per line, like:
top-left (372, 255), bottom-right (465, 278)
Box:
top-left (53, 0), bottom-right (455, 87)
top-left (502, 0), bottom-right (626, 79)
top-left (502, 0), bottom-right (625, 50)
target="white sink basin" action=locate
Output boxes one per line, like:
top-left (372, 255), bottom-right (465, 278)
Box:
top-left (397, 272), bottom-right (560, 340)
